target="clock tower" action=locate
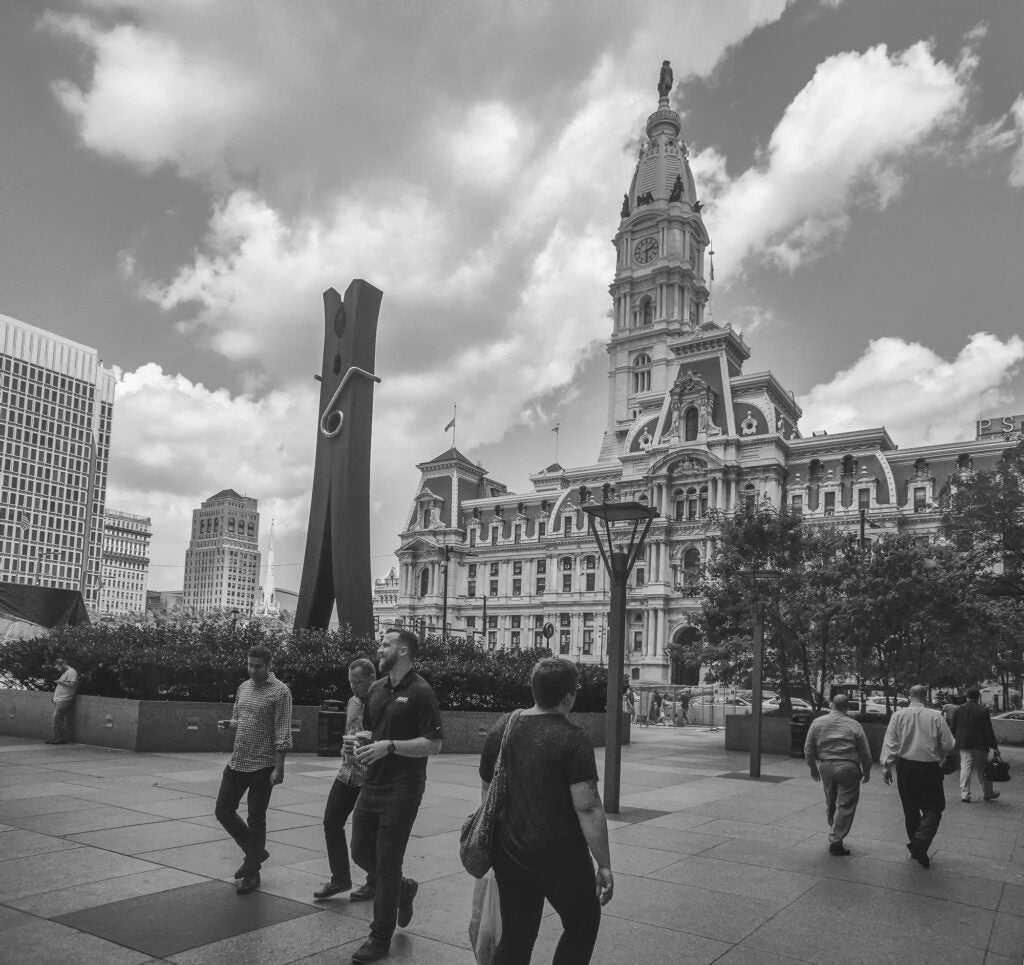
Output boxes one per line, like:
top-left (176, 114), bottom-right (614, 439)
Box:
top-left (599, 63), bottom-right (712, 461)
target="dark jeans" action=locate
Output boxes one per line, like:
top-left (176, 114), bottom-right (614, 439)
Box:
top-left (215, 765), bottom-right (274, 873)
top-left (492, 845), bottom-right (601, 965)
top-left (52, 701), bottom-right (73, 742)
top-left (351, 781), bottom-right (423, 944)
top-left (896, 758), bottom-right (945, 851)
top-left (324, 779), bottom-right (375, 889)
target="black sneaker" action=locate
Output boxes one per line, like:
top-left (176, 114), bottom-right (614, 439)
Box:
top-left (236, 872), bottom-right (261, 894)
top-left (314, 879), bottom-right (352, 900)
top-left (351, 938), bottom-right (390, 963)
top-left (234, 849), bottom-right (270, 879)
top-left (397, 879), bottom-right (418, 928)
top-left (828, 842), bottom-right (851, 856)
top-left (349, 882), bottom-right (375, 902)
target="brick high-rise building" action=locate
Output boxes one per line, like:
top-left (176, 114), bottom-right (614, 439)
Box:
top-left (0, 313), bottom-right (115, 607)
top-left (182, 490), bottom-right (260, 614)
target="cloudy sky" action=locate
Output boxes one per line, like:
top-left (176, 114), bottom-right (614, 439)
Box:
top-left (3, 0), bottom-right (1023, 592)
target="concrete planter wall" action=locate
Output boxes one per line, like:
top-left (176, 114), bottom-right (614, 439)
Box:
top-left (0, 690), bottom-right (629, 754)
top-left (725, 715), bottom-right (889, 761)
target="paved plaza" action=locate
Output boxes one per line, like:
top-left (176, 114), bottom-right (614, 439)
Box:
top-left (0, 727), bottom-right (1021, 964)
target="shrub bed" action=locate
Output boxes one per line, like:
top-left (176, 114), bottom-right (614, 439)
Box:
top-left (0, 618), bottom-right (610, 712)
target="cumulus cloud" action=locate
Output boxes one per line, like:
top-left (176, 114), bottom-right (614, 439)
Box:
top-left (43, 13), bottom-right (260, 178)
top-left (103, 364), bottom-right (319, 584)
top-left (798, 333), bottom-right (1024, 445)
top-left (700, 42), bottom-right (969, 281)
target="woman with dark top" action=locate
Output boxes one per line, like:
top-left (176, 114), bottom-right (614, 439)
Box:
top-left (479, 657), bottom-right (613, 965)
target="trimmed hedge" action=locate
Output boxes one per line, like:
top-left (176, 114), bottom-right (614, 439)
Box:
top-left (0, 618), bottom-right (610, 712)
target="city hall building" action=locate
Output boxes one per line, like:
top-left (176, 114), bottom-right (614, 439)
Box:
top-left (382, 79), bottom-right (1019, 686)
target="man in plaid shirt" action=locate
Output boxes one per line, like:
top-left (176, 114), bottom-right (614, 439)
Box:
top-left (215, 645), bottom-right (293, 895)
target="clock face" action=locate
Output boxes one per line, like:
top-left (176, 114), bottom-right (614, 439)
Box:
top-left (634, 238), bottom-right (659, 264)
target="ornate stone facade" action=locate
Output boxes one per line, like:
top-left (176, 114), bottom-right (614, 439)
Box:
top-left (380, 70), bottom-right (1013, 685)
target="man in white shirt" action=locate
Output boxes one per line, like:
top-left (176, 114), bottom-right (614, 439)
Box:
top-left (46, 655), bottom-right (78, 745)
top-left (880, 684), bottom-right (955, 868)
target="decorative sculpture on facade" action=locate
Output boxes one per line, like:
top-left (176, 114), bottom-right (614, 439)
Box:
top-left (658, 60), bottom-right (674, 100)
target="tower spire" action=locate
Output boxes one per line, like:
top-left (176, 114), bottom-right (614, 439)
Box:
top-left (257, 519), bottom-right (280, 617)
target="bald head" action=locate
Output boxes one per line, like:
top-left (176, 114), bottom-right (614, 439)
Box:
top-left (909, 685), bottom-right (928, 703)
top-left (831, 694), bottom-right (849, 713)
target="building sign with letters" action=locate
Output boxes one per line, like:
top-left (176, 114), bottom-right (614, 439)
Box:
top-left (976, 414), bottom-right (1024, 441)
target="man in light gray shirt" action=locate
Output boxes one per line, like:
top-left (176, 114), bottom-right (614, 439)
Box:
top-left (881, 684), bottom-right (955, 868)
top-left (804, 694), bottom-right (872, 856)
top-left (46, 654), bottom-right (77, 745)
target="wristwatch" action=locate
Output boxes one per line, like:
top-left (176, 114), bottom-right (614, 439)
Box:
top-left (387, 740), bottom-right (396, 755)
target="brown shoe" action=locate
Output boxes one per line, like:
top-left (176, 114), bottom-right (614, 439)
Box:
top-left (349, 882), bottom-right (376, 902)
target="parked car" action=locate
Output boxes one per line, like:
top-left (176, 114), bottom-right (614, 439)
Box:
top-left (993, 710), bottom-right (1024, 721)
top-left (762, 696), bottom-right (814, 712)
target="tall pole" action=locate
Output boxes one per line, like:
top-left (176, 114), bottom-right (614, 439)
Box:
top-left (440, 545), bottom-right (451, 639)
top-left (749, 599), bottom-right (764, 778)
top-left (859, 508), bottom-right (866, 549)
top-left (482, 591), bottom-right (487, 644)
top-left (604, 550), bottom-right (628, 813)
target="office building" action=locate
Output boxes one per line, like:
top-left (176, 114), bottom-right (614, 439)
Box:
top-left (182, 489), bottom-right (260, 614)
top-left (0, 313), bottom-right (115, 607)
top-left (98, 509), bottom-right (151, 615)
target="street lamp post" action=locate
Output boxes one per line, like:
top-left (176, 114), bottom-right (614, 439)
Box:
top-left (582, 487), bottom-right (658, 814)
top-left (738, 568), bottom-right (781, 779)
top-left (440, 544), bottom-right (452, 639)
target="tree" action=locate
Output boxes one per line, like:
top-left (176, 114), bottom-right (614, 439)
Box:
top-left (678, 503), bottom-right (848, 711)
top-left (946, 439), bottom-right (1024, 602)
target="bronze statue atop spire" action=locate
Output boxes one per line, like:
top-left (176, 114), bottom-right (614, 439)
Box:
top-left (658, 60), bottom-right (673, 100)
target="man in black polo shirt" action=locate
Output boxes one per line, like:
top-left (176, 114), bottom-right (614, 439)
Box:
top-left (350, 628), bottom-right (443, 963)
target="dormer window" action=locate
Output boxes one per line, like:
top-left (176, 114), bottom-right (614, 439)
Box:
top-left (641, 297), bottom-right (654, 327)
top-left (632, 353), bottom-right (652, 393)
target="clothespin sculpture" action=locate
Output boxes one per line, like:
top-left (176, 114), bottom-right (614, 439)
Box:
top-left (294, 280), bottom-right (383, 636)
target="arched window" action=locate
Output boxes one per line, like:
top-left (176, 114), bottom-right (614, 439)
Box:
top-left (419, 568), bottom-right (429, 597)
top-left (632, 354), bottom-right (651, 393)
top-left (682, 548), bottom-right (701, 582)
top-left (641, 297), bottom-right (654, 327)
top-left (674, 487), bottom-right (686, 521)
top-left (684, 406), bottom-right (699, 441)
top-left (422, 507), bottom-right (430, 529)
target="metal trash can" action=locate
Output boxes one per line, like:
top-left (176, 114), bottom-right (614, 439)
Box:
top-left (789, 713), bottom-right (809, 758)
top-left (317, 699), bottom-right (346, 757)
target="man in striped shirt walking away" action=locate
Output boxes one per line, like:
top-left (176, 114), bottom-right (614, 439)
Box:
top-left (216, 645), bottom-right (293, 895)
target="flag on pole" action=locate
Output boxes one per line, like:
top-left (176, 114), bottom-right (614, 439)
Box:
top-left (709, 248), bottom-right (715, 284)
top-left (444, 415), bottom-right (456, 432)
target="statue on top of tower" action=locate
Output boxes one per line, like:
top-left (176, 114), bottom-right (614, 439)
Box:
top-left (658, 60), bottom-right (673, 99)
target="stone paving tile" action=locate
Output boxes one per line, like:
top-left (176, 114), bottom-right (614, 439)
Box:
top-left (408, 808), bottom-right (467, 836)
top-left (988, 911), bottom-right (1024, 958)
top-left (290, 930), bottom-right (476, 964)
top-left (537, 913), bottom-right (731, 965)
top-left (114, 795), bottom-right (221, 820)
top-left (689, 817), bottom-right (817, 845)
top-left (186, 808), bottom-right (320, 832)
top-left (0, 916), bottom-right (153, 965)
top-left (267, 823), bottom-right (330, 853)
top-left (7, 867), bottom-right (206, 918)
top-left (380, 869), bottom-right (476, 949)
top-left (608, 872), bottom-right (781, 942)
top-left (0, 827), bottom-right (82, 860)
top-left (0, 846), bottom-right (163, 900)
top-left (984, 954), bottom-right (1019, 965)
top-left (607, 841), bottom-right (684, 876)
top-left (997, 882), bottom-right (1024, 915)
top-left (67, 819), bottom-right (225, 855)
top-left (58, 785), bottom-right (201, 807)
top-left (656, 853), bottom-right (820, 903)
top-left (0, 904), bottom-right (38, 930)
top-left (141, 837), bottom-right (321, 877)
top-left (11, 805), bottom-right (169, 836)
top-left (0, 794), bottom-right (104, 821)
top-left (163, 904), bottom-right (362, 965)
top-left (0, 781), bottom-right (90, 801)
top-left (712, 945), bottom-right (815, 965)
top-left (609, 822), bottom-right (730, 855)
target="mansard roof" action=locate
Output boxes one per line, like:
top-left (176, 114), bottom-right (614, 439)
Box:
top-left (416, 447), bottom-right (481, 471)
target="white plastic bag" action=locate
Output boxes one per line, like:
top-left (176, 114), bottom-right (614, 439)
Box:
top-left (468, 871), bottom-right (502, 964)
